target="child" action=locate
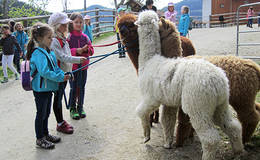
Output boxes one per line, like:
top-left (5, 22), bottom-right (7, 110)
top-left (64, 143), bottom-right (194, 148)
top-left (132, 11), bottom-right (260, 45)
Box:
top-left (49, 12), bottom-right (87, 134)
top-left (68, 12), bottom-right (94, 120)
top-left (258, 12), bottom-right (260, 27)
top-left (165, 2), bottom-right (177, 24)
top-left (26, 23), bottom-right (70, 149)
top-left (83, 15), bottom-right (93, 43)
top-left (247, 6), bottom-right (254, 28)
top-left (13, 22), bottom-right (29, 73)
top-left (0, 25), bottom-right (21, 83)
top-left (114, 7), bottom-right (126, 58)
top-left (178, 6), bottom-right (190, 37)
top-left (141, 0), bottom-right (157, 12)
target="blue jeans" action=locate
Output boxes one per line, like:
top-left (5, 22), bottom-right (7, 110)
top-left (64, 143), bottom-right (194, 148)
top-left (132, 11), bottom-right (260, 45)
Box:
top-left (14, 50), bottom-right (20, 73)
top-left (33, 91), bottom-right (53, 139)
top-left (116, 33), bottom-right (125, 56)
top-left (69, 69), bottom-right (87, 110)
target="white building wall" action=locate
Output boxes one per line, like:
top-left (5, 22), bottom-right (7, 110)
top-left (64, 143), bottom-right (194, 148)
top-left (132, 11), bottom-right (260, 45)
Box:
top-left (202, 0), bottom-right (212, 27)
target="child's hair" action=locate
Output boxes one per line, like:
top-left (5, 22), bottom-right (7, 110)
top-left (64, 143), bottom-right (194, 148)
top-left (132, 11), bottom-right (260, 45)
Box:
top-left (146, 0), bottom-right (153, 6)
top-left (2, 25), bottom-right (10, 30)
top-left (14, 22), bottom-right (24, 31)
top-left (182, 6), bottom-right (189, 14)
top-left (68, 12), bottom-right (83, 33)
top-left (26, 23), bottom-right (53, 60)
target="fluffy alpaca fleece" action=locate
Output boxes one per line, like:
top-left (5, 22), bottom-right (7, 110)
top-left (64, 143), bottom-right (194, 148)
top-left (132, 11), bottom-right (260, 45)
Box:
top-left (177, 55), bottom-right (260, 146)
top-left (118, 12), bottom-right (260, 146)
top-left (118, 13), bottom-right (196, 126)
top-left (135, 11), bottom-right (244, 160)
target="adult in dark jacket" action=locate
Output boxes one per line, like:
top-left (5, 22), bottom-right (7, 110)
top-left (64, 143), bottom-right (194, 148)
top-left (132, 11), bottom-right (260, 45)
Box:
top-left (141, 0), bottom-right (157, 12)
top-left (0, 25), bottom-right (21, 83)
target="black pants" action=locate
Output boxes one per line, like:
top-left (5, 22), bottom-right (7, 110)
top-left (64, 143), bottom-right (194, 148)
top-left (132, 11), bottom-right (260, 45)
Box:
top-left (14, 51), bottom-right (20, 73)
top-left (53, 81), bottom-right (67, 123)
top-left (33, 91), bottom-right (53, 139)
top-left (116, 33), bottom-right (125, 56)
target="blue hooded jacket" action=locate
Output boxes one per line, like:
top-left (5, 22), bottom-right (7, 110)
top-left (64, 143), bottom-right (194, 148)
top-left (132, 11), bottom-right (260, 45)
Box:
top-left (83, 24), bottom-right (93, 42)
top-left (178, 14), bottom-right (190, 37)
top-left (30, 47), bottom-right (64, 92)
top-left (13, 31), bottom-right (29, 53)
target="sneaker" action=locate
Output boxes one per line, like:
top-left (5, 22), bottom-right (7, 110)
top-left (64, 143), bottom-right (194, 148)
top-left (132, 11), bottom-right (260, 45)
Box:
top-left (45, 134), bottom-right (61, 143)
top-left (15, 73), bottom-right (19, 80)
top-left (70, 108), bottom-right (80, 120)
top-left (79, 108), bottom-right (86, 118)
top-left (36, 138), bottom-right (55, 149)
top-left (1, 77), bottom-right (8, 83)
top-left (56, 121), bottom-right (74, 134)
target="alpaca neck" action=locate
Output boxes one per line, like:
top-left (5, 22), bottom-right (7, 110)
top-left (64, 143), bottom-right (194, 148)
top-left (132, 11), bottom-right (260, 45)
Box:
top-left (138, 27), bottom-right (161, 69)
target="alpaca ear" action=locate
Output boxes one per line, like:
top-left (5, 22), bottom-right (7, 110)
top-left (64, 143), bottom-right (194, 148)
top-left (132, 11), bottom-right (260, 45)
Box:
top-left (160, 18), bottom-right (168, 29)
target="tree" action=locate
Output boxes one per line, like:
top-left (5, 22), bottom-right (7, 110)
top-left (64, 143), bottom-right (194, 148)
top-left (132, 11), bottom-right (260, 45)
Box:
top-left (113, 0), bottom-right (126, 9)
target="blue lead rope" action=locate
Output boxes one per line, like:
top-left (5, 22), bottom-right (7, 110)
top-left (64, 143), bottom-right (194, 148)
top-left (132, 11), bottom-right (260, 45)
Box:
top-left (63, 47), bottom-right (126, 109)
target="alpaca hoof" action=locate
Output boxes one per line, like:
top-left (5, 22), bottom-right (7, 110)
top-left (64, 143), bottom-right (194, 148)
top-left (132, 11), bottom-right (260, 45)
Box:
top-left (163, 143), bottom-right (172, 149)
top-left (144, 137), bottom-right (150, 143)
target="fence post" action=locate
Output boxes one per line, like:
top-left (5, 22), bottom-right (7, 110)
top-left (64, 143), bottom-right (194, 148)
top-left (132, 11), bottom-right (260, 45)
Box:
top-left (95, 8), bottom-right (100, 37)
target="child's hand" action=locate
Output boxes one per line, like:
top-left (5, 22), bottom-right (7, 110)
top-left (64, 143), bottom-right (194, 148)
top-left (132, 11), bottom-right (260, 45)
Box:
top-left (20, 52), bottom-right (23, 57)
top-left (76, 48), bottom-right (84, 55)
top-left (82, 44), bottom-right (89, 52)
top-left (64, 74), bottom-right (71, 81)
top-left (80, 57), bottom-right (88, 63)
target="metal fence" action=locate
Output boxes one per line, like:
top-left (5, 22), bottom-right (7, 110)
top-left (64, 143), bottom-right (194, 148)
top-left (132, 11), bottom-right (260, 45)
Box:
top-left (236, 2), bottom-right (260, 60)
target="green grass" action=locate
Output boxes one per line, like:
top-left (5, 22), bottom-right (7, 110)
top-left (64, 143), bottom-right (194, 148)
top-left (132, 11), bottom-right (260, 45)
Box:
top-left (0, 66), bottom-right (15, 79)
top-left (93, 32), bottom-right (116, 43)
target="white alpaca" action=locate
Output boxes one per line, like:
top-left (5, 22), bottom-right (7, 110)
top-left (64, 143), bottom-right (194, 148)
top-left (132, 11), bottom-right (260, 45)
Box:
top-left (135, 11), bottom-right (244, 160)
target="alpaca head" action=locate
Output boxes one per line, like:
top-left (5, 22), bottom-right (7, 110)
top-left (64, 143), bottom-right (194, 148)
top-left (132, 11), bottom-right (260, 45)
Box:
top-left (118, 14), bottom-right (138, 47)
top-left (135, 10), bottom-right (160, 33)
top-left (159, 18), bottom-right (178, 39)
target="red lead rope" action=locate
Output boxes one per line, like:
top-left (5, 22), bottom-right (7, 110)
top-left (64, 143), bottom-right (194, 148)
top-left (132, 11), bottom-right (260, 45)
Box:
top-left (92, 41), bottom-right (120, 47)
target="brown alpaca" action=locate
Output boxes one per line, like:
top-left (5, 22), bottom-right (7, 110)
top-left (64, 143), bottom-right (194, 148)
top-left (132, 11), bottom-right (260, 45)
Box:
top-left (118, 13), bottom-right (260, 146)
top-left (118, 14), bottom-right (196, 127)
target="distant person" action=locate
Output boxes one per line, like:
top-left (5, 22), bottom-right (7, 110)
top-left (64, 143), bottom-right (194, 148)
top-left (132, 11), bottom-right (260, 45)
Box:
top-left (178, 6), bottom-right (190, 37)
top-left (26, 23), bottom-right (70, 149)
top-left (49, 12), bottom-right (87, 134)
top-left (141, 0), bottom-right (157, 12)
top-left (8, 20), bottom-right (16, 32)
top-left (247, 6), bottom-right (254, 28)
top-left (165, 2), bottom-right (177, 24)
top-left (114, 7), bottom-right (126, 58)
top-left (0, 25), bottom-right (21, 83)
top-left (83, 15), bottom-right (93, 42)
top-left (13, 22), bottom-right (29, 73)
top-left (68, 12), bottom-right (94, 120)
top-left (257, 12), bottom-right (260, 27)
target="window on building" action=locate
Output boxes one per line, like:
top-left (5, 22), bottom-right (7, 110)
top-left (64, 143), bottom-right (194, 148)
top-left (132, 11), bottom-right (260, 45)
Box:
top-left (220, 4), bottom-right (224, 8)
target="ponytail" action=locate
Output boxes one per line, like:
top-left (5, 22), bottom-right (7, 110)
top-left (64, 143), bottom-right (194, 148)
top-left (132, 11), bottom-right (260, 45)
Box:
top-left (26, 39), bottom-right (35, 60)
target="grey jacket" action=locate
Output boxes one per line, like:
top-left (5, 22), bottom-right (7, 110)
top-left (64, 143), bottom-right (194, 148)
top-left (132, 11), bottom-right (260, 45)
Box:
top-left (51, 37), bottom-right (81, 72)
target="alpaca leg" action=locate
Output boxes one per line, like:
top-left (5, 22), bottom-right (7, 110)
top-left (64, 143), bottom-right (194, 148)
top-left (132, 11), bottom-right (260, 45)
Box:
top-left (176, 107), bottom-right (194, 147)
top-left (136, 100), bottom-right (159, 143)
top-left (214, 103), bottom-right (244, 154)
top-left (161, 105), bottom-right (177, 149)
top-left (183, 102), bottom-right (220, 160)
top-left (154, 109), bottom-right (159, 123)
top-left (234, 102), bottom-right (260, 143)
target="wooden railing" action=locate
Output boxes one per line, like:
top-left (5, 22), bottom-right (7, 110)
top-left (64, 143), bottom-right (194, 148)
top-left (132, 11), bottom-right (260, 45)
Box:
top-left (209, 12), bottom-right (248, 28)
top-left (0, 8), bottom-right (116, 38)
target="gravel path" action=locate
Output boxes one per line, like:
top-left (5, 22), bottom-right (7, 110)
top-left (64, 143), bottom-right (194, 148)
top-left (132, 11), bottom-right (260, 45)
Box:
top-left (0, 25), bottom-right (259, 160)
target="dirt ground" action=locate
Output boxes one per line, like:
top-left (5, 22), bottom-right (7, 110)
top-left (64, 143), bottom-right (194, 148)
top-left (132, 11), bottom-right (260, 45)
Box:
top-left (0, 25), bottom-right (260, 160)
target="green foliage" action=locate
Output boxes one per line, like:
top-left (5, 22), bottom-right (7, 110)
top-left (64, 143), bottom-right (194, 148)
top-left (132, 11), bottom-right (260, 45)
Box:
top-left (6, 0), bottom-right (50, 19)
top-left (93, 32), bottom-right (116, 43)
top-left (0, 66), bottom-right (14, 79)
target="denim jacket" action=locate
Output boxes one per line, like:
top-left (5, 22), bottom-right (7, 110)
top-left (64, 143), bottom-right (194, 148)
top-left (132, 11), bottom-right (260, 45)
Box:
top-left (13, 31), bottom-right (29, 53)
top-left (30, 47), bottom-right (64, 92)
